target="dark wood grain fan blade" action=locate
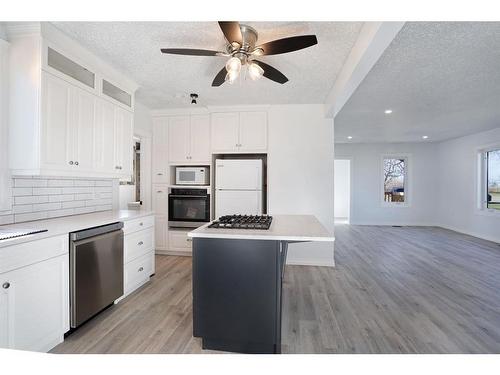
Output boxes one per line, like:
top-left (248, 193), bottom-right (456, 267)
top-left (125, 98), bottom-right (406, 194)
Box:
top-left (161, 48), bottom-right (222, 56)
top-left (218, 21), bottom-right (243, 45)
top-left (257, 35), bottom-right (318, 56)
top-left (252, 60), bottom-right (288, 84)
top-left (212, 66), bottom-right (227, 87)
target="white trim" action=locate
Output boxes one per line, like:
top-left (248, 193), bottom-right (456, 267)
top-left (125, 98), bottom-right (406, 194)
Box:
top-left (286, 258), bottom-right (335, 267)
top-left (381, 153), bottom-right (411, 208)
top-left (437, 223), bottom-right (500, 245)
top-left (334, 156), bottom-right (353, 224)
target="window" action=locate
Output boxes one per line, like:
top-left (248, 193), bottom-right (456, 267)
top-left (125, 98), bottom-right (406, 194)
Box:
top-left (382, 156), bottom-right (408, 205)
top-left (120, 138), bottom-right (141, 204)
top-left (482, 148), bottom-right (500, 211)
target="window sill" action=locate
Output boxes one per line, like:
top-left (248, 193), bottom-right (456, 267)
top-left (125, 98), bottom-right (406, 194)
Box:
top-left (381, 203), bottom-right (411, 209)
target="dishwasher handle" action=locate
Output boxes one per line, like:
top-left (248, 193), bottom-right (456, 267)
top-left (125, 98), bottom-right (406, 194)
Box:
top-left (70, 222), bottom-right (124, 241)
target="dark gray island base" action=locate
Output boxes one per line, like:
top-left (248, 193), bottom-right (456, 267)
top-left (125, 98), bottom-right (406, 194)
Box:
top-left (192, 238), bottom-right (288, 354)
top-left (189, 215), bottom-right (335, 354)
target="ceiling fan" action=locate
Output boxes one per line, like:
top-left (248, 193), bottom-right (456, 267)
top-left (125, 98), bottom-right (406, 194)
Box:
top-left (161, 21), bottom-right (318, 87)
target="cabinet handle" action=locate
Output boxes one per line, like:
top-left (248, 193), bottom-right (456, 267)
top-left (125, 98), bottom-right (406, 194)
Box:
top-left (157, 173), bottom-right (163, 176)
top-left (156, 190), bottom-right (163, 193)
top-left (138, 241), bottom-right (144, 246)
top-left (115, 166), bottom-right (119, 169)
top-left (75, 161), bottom-right (79, 166)
top-left (69, 161), bottom-right (74, 165)
top-left (139, 222), bottom-right (144, 226)
top-left (186, 238), bottom-right (192, 242)
top-left (138, 267), bottom-right (144, 272)
top-left (2, 282), bottom-right (10, 289)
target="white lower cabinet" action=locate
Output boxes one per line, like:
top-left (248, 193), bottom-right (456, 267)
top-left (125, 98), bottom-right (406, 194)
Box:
top-left (168, 230), bottom-right (193, 255)
top-left (0, 236), bottom-right (69, 352)
top-left (122, 215), bottom-right (155, 298)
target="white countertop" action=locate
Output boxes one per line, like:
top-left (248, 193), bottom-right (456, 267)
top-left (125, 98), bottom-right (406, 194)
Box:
top-left (188, 215), bottom-right (335, 242)
top-left (0, 209), bottom-right (154, 248)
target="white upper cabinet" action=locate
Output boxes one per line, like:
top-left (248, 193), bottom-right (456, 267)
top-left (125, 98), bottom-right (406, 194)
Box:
top-left (190, 115), bottom-right (211, 163)
top-left (168, 116), bottom-right (191, 164)
top-left (7, 23), bottom-right (137, 178)
top-left (152, 117), bottom-right (168, 184)
top-left (40, 72), bottom-right (73, 171)
top-left (168, 114), bottom-right (210, 164)
top-left (211, 111), bottom-right (267, 153)
top-left (114, 107), bottom-right (133, 178)
top-left (0, 39), bottom-right (10, 212)
top-left (239, 112), bottom-right (268, 152)
top-left (94, 98), bottom-right (117, 174)
top-left (211, 112), bottom-right (240, 152)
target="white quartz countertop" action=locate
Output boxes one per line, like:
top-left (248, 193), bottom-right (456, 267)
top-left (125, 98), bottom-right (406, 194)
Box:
top-left (0, 209), bottom-right (154, 248)
top-left (188, 215), bottom-right (335, 242)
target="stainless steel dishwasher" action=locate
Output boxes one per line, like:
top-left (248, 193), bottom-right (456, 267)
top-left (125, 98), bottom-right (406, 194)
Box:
top-left (69, 222), bottom-right (124, 328)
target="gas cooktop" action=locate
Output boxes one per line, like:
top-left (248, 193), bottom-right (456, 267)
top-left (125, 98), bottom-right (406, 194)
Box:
top-left (208, 215), bottom-right (273, 230)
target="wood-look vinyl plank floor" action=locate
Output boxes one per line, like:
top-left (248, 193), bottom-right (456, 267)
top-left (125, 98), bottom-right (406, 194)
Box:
top-left (52, 225), bottom-right (500, 354)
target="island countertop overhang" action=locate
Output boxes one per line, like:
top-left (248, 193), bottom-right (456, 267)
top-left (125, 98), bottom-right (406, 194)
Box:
top-left (188, 214), bottom-right (335, 242)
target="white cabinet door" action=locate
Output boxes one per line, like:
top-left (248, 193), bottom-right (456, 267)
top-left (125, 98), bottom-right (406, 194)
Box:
top-left (115, 107), bottom-right (133, 178)
top-left (72, 87), bottom-right (96, 172)
top-left (154, 216), bottom-right (168, 250)
top-left (216, 190), bottom-right (263, 217)
top-left (0, 41), bottom-right (10, 212)
top-left (94, 98), bottom-right (116, 174)
top-left (211, 112), bottom-right (239, 152)
top-left (189, 115), bottom-right (210, 163)
top-left (0, 254), bottom-right (69, 352)
top-left (239, 111), bottom-right (268, 151)
top-left (152, 118), bottom-right (168, 183)
top-left (41, 72), bottom-right (73, 171)
top-left (153, 185), bottom-right (168, 215)
top-left (168, 116), bottom-right (190, 163)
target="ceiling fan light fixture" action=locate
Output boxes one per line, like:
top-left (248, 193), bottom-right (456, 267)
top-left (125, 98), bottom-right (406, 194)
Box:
top-left (225, 70), bottom-right (239, 84)
top-left (225, 56), bottom-right (242, 74)
top-left (248, 62), bottom-right (264, 81)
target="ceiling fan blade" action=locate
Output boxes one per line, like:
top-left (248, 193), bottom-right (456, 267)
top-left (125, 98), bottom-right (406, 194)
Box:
top-left (161, 48), bottom-right (223, 56)
top-left (252, 60), bottom-right (288, 84)
top-left (256, 35), bottom-right (318, 56)
top-left (212, 66), bottom-right (227, 87)
top-left (218, 21), bottom-right (243, 45)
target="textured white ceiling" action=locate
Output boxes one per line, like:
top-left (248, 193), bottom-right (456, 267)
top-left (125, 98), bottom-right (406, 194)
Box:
top-left (51, 22), bottom-right (363, 109)
top-left (335, 22), bottom-right (500, 144)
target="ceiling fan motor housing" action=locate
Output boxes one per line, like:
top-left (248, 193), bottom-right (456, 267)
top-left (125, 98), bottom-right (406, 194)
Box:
top-left (227, 24), bottom-right (259, 64)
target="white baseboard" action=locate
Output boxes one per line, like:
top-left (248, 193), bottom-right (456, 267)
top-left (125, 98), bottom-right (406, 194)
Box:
top-left (349, 221), bottom-right (437, 227)
top-left (286, 258), bottom-right (335, 267)
top-left (156, 250), bottom-right (192, 257)
top-left (436, 224), bottom-right (500, 244)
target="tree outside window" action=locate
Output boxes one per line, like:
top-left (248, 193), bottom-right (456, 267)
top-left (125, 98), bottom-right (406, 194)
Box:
top-left (383, 158), bottom-right (406, 203)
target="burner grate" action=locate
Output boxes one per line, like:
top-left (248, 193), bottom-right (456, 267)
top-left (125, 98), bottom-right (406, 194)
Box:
top-left (208, 215), bottom-right (273, 230)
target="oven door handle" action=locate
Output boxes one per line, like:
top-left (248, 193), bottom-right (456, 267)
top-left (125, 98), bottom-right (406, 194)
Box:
top-left (168, 195), bottom-right (208, 198)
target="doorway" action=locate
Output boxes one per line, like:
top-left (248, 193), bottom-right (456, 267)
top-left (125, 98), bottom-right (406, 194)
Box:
top-left (334, 159), bottom-right (351, 224)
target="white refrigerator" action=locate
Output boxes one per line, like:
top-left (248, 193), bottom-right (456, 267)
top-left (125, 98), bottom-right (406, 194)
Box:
top-left (215, 159), bottom-right (263, 217)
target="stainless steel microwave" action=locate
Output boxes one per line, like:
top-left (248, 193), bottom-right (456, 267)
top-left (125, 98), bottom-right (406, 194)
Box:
top-left (175, 167), bottom-right (209, 185)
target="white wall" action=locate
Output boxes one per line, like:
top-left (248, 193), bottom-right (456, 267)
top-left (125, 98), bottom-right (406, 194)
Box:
top-left (334, 159), bottom-right (350, 219)
top-left (335, 142), bottom-right (439, 226)
top-left (268, 105), bottom-right (335, 266)
top-left (437, 127), bottom-right (500, 243)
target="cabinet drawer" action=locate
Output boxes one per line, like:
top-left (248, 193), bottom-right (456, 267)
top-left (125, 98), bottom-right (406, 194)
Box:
top-left (124, 251), bottom-right (153, 295)
top-left (123, 215), bottom-right (154, 234)
top-left (168, 230), bottom-right (192, 251)
top-left (0, 235), bottom-right (68, 275)
top-left (124, 228), bottom-right (154, 263)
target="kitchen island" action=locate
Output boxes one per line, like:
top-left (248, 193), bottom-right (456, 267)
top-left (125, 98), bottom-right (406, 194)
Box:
top-left (188, 215), bottom-right (334, 354)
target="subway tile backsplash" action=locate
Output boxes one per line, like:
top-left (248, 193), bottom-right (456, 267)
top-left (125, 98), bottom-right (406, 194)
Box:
top-left (0, 176), bottom-right (116, 225)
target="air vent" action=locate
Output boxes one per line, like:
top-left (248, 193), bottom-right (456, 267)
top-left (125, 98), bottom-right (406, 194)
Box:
top-left (47, 48), bottom-right (95, 88)
top-left (102, 79), bottom-right (132, 107)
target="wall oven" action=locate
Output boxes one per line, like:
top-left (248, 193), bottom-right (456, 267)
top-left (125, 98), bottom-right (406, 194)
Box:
top-left (168, 188), bottom-right (210, 228)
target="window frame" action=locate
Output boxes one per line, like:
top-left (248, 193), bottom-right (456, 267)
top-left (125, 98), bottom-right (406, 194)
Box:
top-left (477, 144), bottom-right (500, 215)
top-left (380, 154), bottom-right (411, 208)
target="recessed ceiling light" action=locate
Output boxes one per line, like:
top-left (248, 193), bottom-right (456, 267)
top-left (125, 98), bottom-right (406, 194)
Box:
top-left (422, 135), bottom-right (429, 139)
top-left (384, 109), bottom-right (393, 114)
top-left (347, 136), bottom-right (353, 139)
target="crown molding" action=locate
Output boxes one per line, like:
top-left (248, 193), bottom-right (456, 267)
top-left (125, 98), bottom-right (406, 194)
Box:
top-left (5, 22), bottom-right (41, 39)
